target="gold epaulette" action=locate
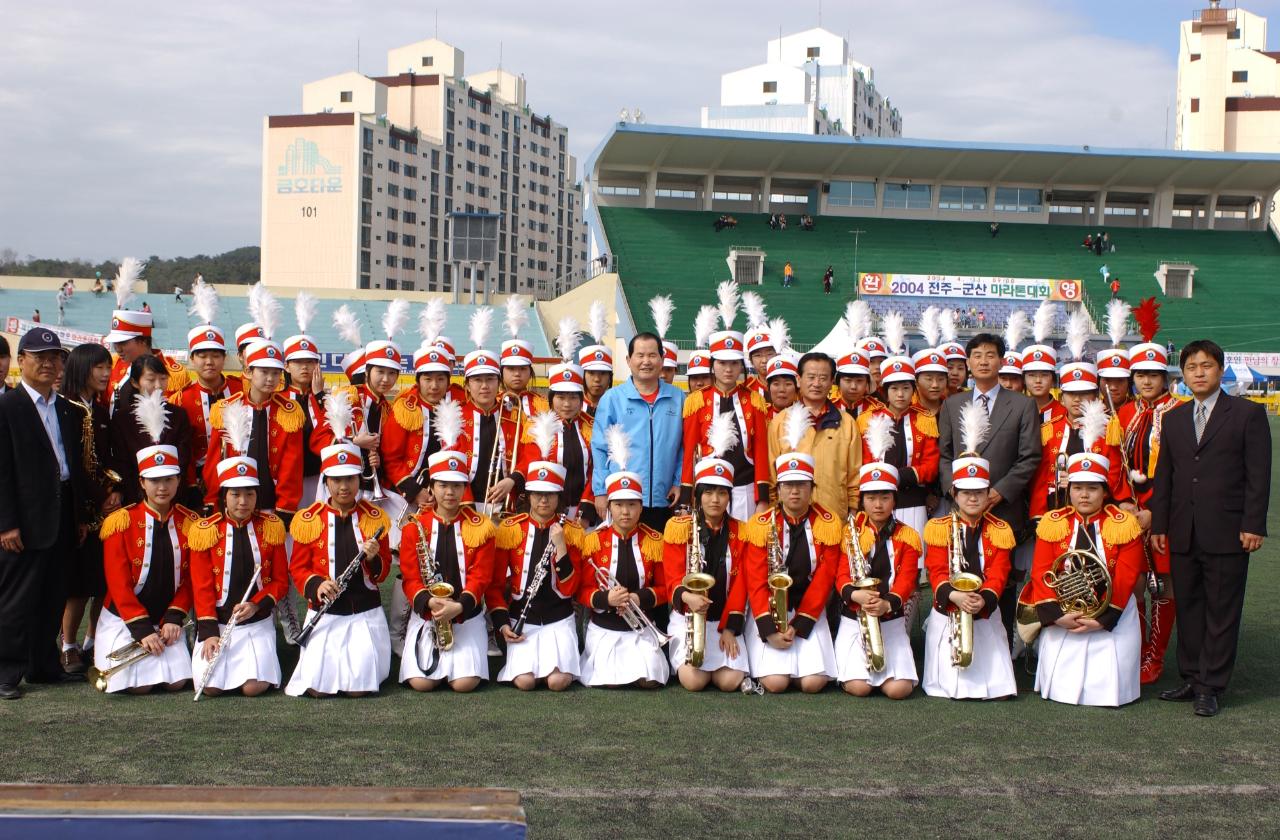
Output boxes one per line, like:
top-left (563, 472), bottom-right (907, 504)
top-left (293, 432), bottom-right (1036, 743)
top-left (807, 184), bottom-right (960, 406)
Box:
top-left (259, 512), bottom-right (285, 546)
top-left (581, 529), bottom-right (602, 557)
top-left (1037, 508), bottom-right (1073, 543)
top-left (983, 513), bottom-right (1016, 550)
top-left (391, 392), bottom-right (424, 432)
top-left (272, 393), bottom-right (304, 433)
top-left (579, 415), bottom-right (593, 443)
top-left (1105, 414), bottom-right (1124, 447)
top-left (496, 514), bottom-right (528, 551)
top-left (460, 508), bottom-right (496, 548)
top-left (682, 387), bottom-right (705, 419)
top-left (355, 501), bottom-right (388, 539)
top-left (163, 356), bottom-right (188, 392)
top-left (99, 507), bottom-right (131, 540)
top-left (856, 523), bottom-right (876, 556)
top-left (166, 390), bottom-right (183, 408)
top-left (209, 396), bottom-right (232, 430)
top-left (895, 521), bottom-right (923, 553)
top-left (290, 503), bottom-right (327, 545)
top-left (1040, 420), bottom-right (1056, 446)
top-left (187, 516), bottom-right (221, 552)
top-left (913, 408), bottom-right (939, 438)
top-left (746, 388), bottom-right (768, 413)
top-left (562, 520), bottom-right (584, 550)
top-left (638, 524), bottom-right (664, 563)
top-left (1101, 504), bottom-right (1142, 546)
top-left (173, 505), bottom-right (199, 535)
top-left (742, 511), bottom-right (773, 547)
top-left (663, 514), bottom-right (692, 545)
top-left (810, 505), bottom-right (842, 546)
top-left (923, 516), bottom-right (951, 549)
top-left (856, 410), bottom-right (874, 436)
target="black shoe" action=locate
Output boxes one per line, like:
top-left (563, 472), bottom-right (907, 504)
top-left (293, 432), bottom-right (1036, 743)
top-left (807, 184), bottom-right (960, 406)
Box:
top-left (27, 670), bottom-right (86, 684)
top-left (1194, 693), bottom-right (1220, 717)
top-left (0, 684), bottom-right (21, 700)
top-left (1159, 682), bottom-right (1195, 701)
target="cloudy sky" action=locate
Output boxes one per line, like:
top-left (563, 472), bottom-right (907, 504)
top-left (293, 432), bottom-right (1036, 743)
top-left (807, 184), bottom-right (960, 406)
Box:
top-left (5, 0), bottom-right (1276, 260)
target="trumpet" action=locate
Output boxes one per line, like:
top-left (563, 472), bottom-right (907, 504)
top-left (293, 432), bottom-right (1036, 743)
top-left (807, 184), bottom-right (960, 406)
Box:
top-left (844, 513), bottom-right (885, 672)
top-left (765, 507), bottom-right (792, 635)
top-left (947, 512), bottom-right (984, 669)
top-left (681, 507), bottom-right (716, 668)
top-left (593, 564), bottom-right (671, 649)
top-left (480, 397), bottom-right (512, 521)
top-left (413, 514), bottom-right (455, 676)
top-left (91, 619), bottom-right (194, 692)
top-left (362, 394), bottom-right (386, 502)
top-left (1052, 451), bottom-right (1068, 510)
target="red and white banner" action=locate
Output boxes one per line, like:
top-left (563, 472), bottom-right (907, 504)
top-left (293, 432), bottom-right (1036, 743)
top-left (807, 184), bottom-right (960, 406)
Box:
top-left (857, 273), bottom-right (1082, 303)
top-left (5, 317), bottom-right (107, 347)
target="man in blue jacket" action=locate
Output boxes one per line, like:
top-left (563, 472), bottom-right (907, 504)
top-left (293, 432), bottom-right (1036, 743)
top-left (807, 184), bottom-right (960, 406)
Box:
top-left (592, 332), bottom-right (685, 531)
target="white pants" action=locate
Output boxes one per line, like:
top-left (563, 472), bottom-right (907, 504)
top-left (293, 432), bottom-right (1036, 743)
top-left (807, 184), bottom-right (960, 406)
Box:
top-left (730, 484), bottom-right (755, 522)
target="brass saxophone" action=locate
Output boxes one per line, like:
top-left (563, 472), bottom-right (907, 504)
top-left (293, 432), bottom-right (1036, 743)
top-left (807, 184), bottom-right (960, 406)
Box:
top-left (415, 513), bottom-right (456, 653)
top-left (681, 508), bottom-right (716, 668)
top-left (765, 507), bottom-right (792, 635)
top-left (844, 513), bottom-right (885, 672)
top-left (71, 398), bottom-right (121, 529)
top-left (947, 512), bottom-right (985, 669)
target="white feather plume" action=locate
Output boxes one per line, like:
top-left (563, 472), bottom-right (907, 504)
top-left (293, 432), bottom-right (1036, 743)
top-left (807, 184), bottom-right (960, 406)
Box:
top-left (220, 400), bottom-right (253, 456)
top-left (587, 300), bottom-right (608, 343)
top-left (381, 299), bottom-right (410, 341)
top-left (1079, 399), bottom-right (1110, 452)
top-left (187, 276), bottom-right (219, 325)
top-left (133, 390), bottom-right (169, 445)
top-left (939, 308), bottom-right (957, 344)
top-left (648, 295), bottom-right (673, 339)
top-left (113, 257), bottom-right (144, 309)
top-left (433, 396), bottom-right (464, 451)
top-left (417, 298), bottom-right (446, 344)
top-left (503, 295), bottom-right (529, 339)
top-left (706, 411), bottom-right (739, 459)
top-left (881, 311), bottom-right (906, 355)
top-left (1106, 298), bottom-right (1131, 348)
top-left (248, 282), bottom-right (281, 340)
top-left (529, 410), bottom-right (560, 459)
top-left (294, 291), bottom-right (318, 334)
top-left (958, 400), bottom-right (990, 456)
top-left (781, 404), bottom-right (813, 452)
top-left (605, 424), bottom-right (632, 472)
top-left (469, 306), bottom-right (494, 349)
top-left (741, 291), bottom-right (768, 330)
top-left (864, 413), bottom-right (896, 463)
top-left (1066, 308), bottom-right (1093, 362)
top-left (768, 317), bottom-right (791, 355)
top-left (556, 316), bottom-right (582, 362)
top-left (1032, 300), bottom-right (1056, 345)
top-left (323, 388), bottom-right (354, 442)
top-left (1004, 309), bottom-right (1030, 353)
top-left (716, 280), bottom-right (740, 330)
top-left (332, 304), bottom-right (362, 347)
top-left (919, 305), bottom-right (941, 349)
top-left (694, 305), bottom-right (719, 349)
top-left (844, 300), bottom-right (873, 344)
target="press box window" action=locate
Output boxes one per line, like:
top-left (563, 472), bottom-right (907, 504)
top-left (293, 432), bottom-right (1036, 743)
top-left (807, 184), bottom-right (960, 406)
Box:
top-left (762, 81), bottom-right (777, 93)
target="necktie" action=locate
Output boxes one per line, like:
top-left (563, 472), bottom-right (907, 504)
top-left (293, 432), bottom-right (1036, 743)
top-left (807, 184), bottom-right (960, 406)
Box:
top-left (978, 393), bottom-right (990, 415)
top-left (1194, 403), bottom-right (1207, 444)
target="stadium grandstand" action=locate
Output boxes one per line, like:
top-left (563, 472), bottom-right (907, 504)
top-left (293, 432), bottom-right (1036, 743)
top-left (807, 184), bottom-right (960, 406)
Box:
top-left (585, 123), bottom-right (1280, 359)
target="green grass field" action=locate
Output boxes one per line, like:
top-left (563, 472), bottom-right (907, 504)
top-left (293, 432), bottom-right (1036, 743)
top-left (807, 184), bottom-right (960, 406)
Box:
top-left (3, 423), bottom-right (1279, 838)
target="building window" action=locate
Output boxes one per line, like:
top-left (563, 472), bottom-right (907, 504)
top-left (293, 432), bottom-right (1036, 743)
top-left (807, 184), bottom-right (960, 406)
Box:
top-left (938, 185), bottom-right (988, 211)
top-left (340, 91), bottom-right (352, 103)
top-left (762, 81), bottom-right (777, 93)
top-left (769, 193), bottom-right (807, 205)
top-left (1229, 27), bottom-right (1241, 39)
top-left (1232, 70), bottom-right (1248, 83)
top-left (598, 185), bottom-right (641, 196)
top-left (713, 191), bottom-right (753, 202)
top-left (993, 187), bottom-right (1043, 213)
top-left (1191, 98), bottom-right (1200, 112)
top-left (883, 182), bottom-right (931, 210)
top-left (422, 56), bottom-right (433, 66)
top-left (827, 180), bottom-right (877, 208)
top-left (807, 46), bottom-right (820, 58)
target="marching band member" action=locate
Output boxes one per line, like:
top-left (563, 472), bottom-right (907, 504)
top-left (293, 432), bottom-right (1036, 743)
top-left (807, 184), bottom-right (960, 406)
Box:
top-left (745, 406), bottom-right (840, 694)
top-left (232, 322), bottom-right (266, 383)
top-left (743, 304), bottom-right (777, 403)
top-left (384, 342), bottom-right (452, 511)
top-left (492, 462), bottom-right (582, 691)
top-left (922, 402), bottom-right (1018, 700)
top-left (1099, 300), bottom-right (1135, 415)
top-left (399, 398), bottom-right (495, 692)
top-left (681, 327), bottom-right (771, 520)
top-left (578, 425), bottom-right (669, 688)
top-left (94, 400), bottom-right (198, 694)
top-left (102, 258), bottom-right (187, 411)
top-left (515, 378), bottom-right (595, 522)
top-left (663, 414), bottom-right (750, 692)
top-left (1019, 429), bottom-right (1145, 707)
top-left (649, 294), bottom-right (679, 386)
top-left (188, 454), bottom-right (287, 696)
top-left (282, 292), bottom-right (326, 508)
top-left (835, 414), bottom-right (921, 699)
top-left (998, 351), bottom-right (1024, 395)
top-left (765, 354), bottom-right (799, 418)
top-left (332, 303), bottom-right (366, 389)
top-left (579, 301), bottom-right (614, 419)
top-left (937, 309), bottom-right (967, 395)
top-left (1023, 301), bottom-right (1068, 424)
top-left (462, 308), bottom-right (519, 516)
top-left (835, 349), bottom-right (882, 419)
top-left (204, 339), bottom-right (303, 519)
top-left (109, 355), bottom-right (193, 507)
top-left (686, 303), bottom-right (719, 396)
top-left (285, 441), bottom-right (391, 697)
top-left (353, 300), bottom-right (412, 526)
top-left (661, 340), bottom-right (679, 385)
top-left (859, 336), bottom-right (890, 399)
top-left (911, 347), bottom-right (950, 417)
top-left (686, 350), bottom-right (712, 394)
top-left (500, 297), bottom-right (549, 419)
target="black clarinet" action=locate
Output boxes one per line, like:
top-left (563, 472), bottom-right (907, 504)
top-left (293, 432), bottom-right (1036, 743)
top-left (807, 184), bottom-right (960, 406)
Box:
top-left (511, 515), bottom-right (567, 636)
top-left (294, 526), bottom-right (386, 646)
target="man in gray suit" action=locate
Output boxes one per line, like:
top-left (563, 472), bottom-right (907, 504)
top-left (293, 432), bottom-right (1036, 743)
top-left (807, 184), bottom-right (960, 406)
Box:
top-left (938, 333), bottom-right (1041, 636)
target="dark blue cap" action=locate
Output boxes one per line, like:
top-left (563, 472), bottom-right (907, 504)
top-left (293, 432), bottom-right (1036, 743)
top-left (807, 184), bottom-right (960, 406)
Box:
top-left (18, 328), bottom-right (65, 355)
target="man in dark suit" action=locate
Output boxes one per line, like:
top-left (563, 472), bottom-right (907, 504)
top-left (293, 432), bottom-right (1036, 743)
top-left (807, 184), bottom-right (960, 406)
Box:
top-left (939, 333), bottom-right (1042, 633)
top-left (1150, 340), bottom-right (1271, 717)
top-left (0, 329), bottom-right (92, 698)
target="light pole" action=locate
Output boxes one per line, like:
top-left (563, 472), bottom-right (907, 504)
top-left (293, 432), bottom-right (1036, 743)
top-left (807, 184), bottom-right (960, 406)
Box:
top-left (848, 228), bottom-right (866, 295)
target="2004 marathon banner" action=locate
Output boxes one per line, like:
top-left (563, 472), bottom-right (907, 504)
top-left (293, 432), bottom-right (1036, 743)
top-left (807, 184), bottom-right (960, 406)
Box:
top-left (857, 273), bottom-right (1082, 302)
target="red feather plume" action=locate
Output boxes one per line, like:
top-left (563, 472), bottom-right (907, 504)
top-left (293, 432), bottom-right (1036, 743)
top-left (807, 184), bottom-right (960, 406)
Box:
top-left (1132, 297), bottom-right (1161, 342)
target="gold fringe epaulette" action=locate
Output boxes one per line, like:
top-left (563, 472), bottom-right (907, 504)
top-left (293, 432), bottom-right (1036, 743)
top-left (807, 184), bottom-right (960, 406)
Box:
top-left (99, 507), bottom-right (131, 540)
top-left (682, 387), bottom-right (705, 419)
top-left (856, 524), bottom-right (876, 556)
top-left (209, 396), bottom-right (230, 429)
top-left (460, 508), bottom-right (496, 548)
top-left (391, 392), bottom-right (424, 432)
top-left (895, 521), bottom-right (923, 553)
top-left (260, 512), bottom-right (285, 546)
top-left (923, 516), bottom-right (950, 549)
top-left (639, 525), bottom-right (664, 563)
top-left (810, 505), bottom-right (842, 546)
top-left (1037, 508), bottom-right (1073, 543)
top-left (663, 514), bottom-right (692, 545)
top-left (741, 513), bottom-right (771, 548)
top-left (187, 516), bottom-right (221, 552)
top-left (579, 415), bottom-right (593, 443)
top-left (1040, 420), bottom-right (1056, 446)
top-left (914, 408), bottom-right (939, 438)
top-left (746, 389), bottom-right (768, 414)
top-left (355, 501), bottom-right (388, 539)
top-left (983, 513), bottom-right (1016, 550)
top-left (1106, 415), bottom-right (1124, 447)
top-left (272, 394), bottom-right (304, 433)
top-left (1101, 504), bottom-right (1142, 546)
top-left (581, 529), bottom-right (602, 557)
top-left (856, 411), bottom-right (874, 436)
top-left (496, 514), bottom-right (528, 551)
top-left (563, 520), bottom-right (584, 550)
top-left (290, 503), bottom-right (327, 546)
top-left (173, 505), bottom-right (199, 535)
top-left (163, 356), bottom-right (188, 392)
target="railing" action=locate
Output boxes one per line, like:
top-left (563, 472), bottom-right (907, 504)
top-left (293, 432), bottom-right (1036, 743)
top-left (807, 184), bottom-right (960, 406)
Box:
top-left (536, 253), bottom-right (617, 300)
top-left (1193, 6), bottom-right (1234, 24)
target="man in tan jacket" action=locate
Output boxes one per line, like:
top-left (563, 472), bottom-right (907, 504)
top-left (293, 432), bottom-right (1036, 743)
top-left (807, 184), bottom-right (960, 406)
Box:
top-left (768, 353), bottom-right (862, 519)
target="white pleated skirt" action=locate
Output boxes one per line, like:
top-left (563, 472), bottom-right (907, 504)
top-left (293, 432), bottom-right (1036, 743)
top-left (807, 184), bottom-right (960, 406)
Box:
top-left (743, 611), bottom-right (836, 680)
top-left (896, 506), bottom-right (927, 563)
top-left (922, 608), bottom-right (1017, 700)
top-left (497, 615), bottom-right (581, 682)
top-left (666, 610), bottom-right (750, 674)
top-left (580, 622), bottom-right (670, 686)
top-left (94, 610), bottom-right (191, 693)
top-left (834, 614), bottom-right (918, 686)
top-left (399, 611), bottom-right (490, 683)
top-left (730, 484), bottom-right (755, 522)
top-left (191, 618), bottom-right (281, 692)
top-left (285, 608), bottom-right (390, 696)
top-left (1035, 597), bottom-right (1141, 707)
